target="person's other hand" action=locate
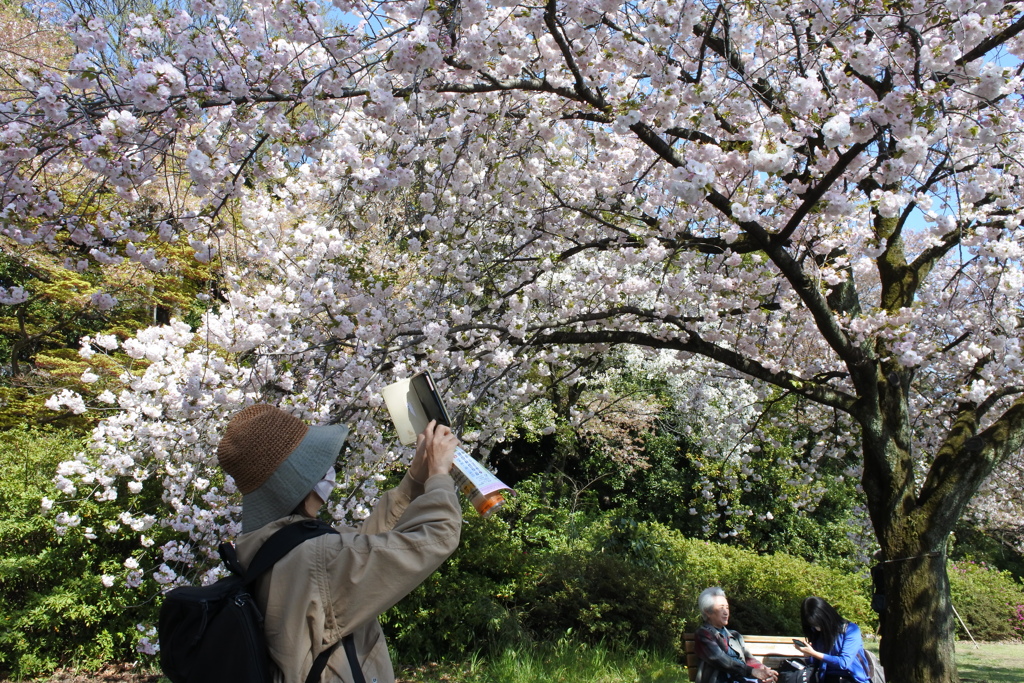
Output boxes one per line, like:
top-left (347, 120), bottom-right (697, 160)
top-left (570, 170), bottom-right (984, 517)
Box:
top-left (409, 420), bottom-right (459, 482)
top-left (752, 666), bottom-right (777, 682)
top-left (796, 643), bottom-right (818, 658)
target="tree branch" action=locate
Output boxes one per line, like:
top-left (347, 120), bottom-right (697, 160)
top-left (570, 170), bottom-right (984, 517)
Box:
top-left (702, 188), bottom-right (867, 374)
top-left (543, 0), bottom-right (608, 110)
top-left (775, 140), bottom-right (872, 247)
top-left (531, 327), bottom-right (858, 412)
top-left (916, 395), bottom-right (1024, 538)
top-left (956, 13), bottom-right (1024, 66)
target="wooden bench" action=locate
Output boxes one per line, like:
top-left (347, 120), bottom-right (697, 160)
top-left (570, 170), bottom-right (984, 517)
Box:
top-left (683, 633), bottom-right (804, 681)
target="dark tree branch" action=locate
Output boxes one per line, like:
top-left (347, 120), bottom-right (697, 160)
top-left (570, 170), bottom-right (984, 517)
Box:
top-left (956, 13), bottom-right (1024, 66)
top-left (775, 140), bottom-right (872, 247)
top-left (530, 327), bottom-right (858, 411)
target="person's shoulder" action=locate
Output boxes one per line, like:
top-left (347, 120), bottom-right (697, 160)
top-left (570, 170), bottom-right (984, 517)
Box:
top-left (694, 623), bottom-right (716, 640)
top-left (237, 513), bottom-right (305, 545)
top-left (236, 514), bottom-right (330, 565)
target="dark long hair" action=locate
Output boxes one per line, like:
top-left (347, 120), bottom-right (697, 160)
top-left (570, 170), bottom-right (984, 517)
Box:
top-left (801, 596), bottom-right (847, 651)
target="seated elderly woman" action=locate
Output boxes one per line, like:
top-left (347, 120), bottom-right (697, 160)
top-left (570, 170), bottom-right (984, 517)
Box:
top-left (694, 587), bottom-right (778, 683)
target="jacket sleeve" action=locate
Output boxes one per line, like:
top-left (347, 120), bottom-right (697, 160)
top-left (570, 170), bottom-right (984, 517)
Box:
top-left (320, 473), bottom-right (462, 637)
top-left (736, 633), bottom-right (763, 669)
top-left (356, 471), bottom-right (429, 535)
top-left (694, 626), bottom-right (755, 678)
top-left (822, 622), bottom-right (864, 673)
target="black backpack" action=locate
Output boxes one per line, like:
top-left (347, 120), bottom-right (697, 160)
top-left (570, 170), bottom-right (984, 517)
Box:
top-left (159, 519), bottom-right (366, 683)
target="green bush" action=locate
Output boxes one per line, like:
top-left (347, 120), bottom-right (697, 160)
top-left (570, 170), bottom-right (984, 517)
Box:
top-left (643, 523), bottom-right (874, 636)
top-left (385, 490), bottom-right (875, 664)
top-left (949, 521), bottom-right (1024, 581)
top-left (382, 493), bottom-right (538, 662)
top-left (524, 516), bottom-right (874, 656)
top-left (949, 560), bottom-right (1024, 641)
top-left (0, 428), bottom-right (160, 679)
top-left (12, 436), bottom-right (1021, 680)
top-left (524, 543), bottom-right (687, 652)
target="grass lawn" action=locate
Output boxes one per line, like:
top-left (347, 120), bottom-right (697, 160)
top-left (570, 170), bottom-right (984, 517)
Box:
top-left (8, 640), bottom-right (1023, 682)
top-left (395, 640), bottom-right (690, 683)
top-left (393, 643), bottom-right (1024, 683)
top-left (860, 640), bottom-right (1024, 683)
top-left (393, 641), bottom-right (1024, 683)
top-left (954, 640), bottom-right (1024, 683)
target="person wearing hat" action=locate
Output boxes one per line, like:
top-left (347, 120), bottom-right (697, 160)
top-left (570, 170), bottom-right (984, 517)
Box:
top-left (217, 404), bottom-right (462, 683)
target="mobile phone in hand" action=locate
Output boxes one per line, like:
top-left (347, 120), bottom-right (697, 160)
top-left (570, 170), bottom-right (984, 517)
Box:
top-left (411, 372), bottom-right (452, 427)
top-left (792, 639), bottom-right (808, 649)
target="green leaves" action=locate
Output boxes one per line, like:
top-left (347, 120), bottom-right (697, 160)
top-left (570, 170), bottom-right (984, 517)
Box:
top-left (384, 488), bottom-right (876, 665)
top-left (0, 429), bottom-right (155, 678)
top-left (949, 561), bottom-right (1024, 641)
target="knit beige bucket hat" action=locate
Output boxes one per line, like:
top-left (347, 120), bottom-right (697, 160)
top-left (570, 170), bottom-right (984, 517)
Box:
top-left (218, 404), bottom-right (349, 532)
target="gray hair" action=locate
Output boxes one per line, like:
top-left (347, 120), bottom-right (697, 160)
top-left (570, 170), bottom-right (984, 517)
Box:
top-left (698, 586), bottom-right (727, 619)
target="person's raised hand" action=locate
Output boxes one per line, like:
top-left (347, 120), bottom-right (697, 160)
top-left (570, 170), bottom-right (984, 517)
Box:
top-left (409, 420), bottom-right (459, 483)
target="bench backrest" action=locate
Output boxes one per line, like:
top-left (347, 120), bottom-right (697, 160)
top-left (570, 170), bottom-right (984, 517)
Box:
top-left (683, 633), bottom-right (804, 682)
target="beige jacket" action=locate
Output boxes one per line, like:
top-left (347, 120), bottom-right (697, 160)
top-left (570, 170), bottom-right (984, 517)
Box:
top-left (235, 473), bottom-right (461, 683)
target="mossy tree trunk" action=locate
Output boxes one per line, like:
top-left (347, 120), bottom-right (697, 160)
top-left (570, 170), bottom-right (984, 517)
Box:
top-left (858, 353), bottom-right (1024, 683)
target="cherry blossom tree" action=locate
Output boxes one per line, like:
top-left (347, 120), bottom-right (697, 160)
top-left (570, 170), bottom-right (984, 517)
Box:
top-left (4, 0), bottom-right (1024, 680)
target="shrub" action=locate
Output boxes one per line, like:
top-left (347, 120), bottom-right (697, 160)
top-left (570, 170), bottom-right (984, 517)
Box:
top-left (948, 560), bottom-right (1024, 641)
top-left (386, 492), bottom-right (876, 665)
top-left (25, 445), bottom-right (1024, 680)
top-left (0, 428), bottom-right (160, 678)
top-left (525, 516), bottom-right (873, 655)
top-left (523, 543), bottom-right (688, 652)
top-left (382, 494), bottom-right (538, 662)
top-left (642, 523), bottom-right (873, 636)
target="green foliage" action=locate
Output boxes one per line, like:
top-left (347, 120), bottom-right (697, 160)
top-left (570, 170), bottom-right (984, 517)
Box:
top-left (526, 516), bottom-right (874, 654)
top-left (950, 521), bottom-right (1024, 581)
top-left (385, 486), bottom-right (875, 666)
top-left (948, 560), bottom-right (1024, 641)
top-left (501, 366), bottom-right (870, 575)
top-left (0, 429), bottom-right (160, 678)
top-left (525, 542), bottom-right (684, 652)
top-left (4, 428), bottom-right (1019, 680)
top-left (381, 488), bottom-right (545, 662)
top-left (540, 421), bottom-right (868, 575)
top-left (0, 254), bottom-right (104, 429)
top-left (0, 244), bottom-right (216, 431)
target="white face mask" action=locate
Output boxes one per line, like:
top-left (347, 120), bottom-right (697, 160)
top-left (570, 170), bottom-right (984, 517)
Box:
top-left (313, 466), bottom-right (336, 503)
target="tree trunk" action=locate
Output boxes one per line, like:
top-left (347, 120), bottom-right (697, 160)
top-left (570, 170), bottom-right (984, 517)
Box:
top-left (865, 394), bottom-right (1024, 683)
top-left (877, 543), bottom-right (957, 682)
top-left (858, 371), bottom-right (962, 683)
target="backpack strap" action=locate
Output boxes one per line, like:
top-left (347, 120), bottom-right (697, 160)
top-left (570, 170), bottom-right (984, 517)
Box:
top-left (856, 648), bottom-right (874, 679)
top-left (305, 639), bottom-right (339, 683)
top-left (342, 634), bottom-right (366, 683)
top-left (299, 632), bottom-right (365, 683)
top-left (244, 519), bottom-right (339, 583)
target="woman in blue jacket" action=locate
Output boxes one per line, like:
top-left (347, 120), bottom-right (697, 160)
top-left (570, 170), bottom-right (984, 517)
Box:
top-left (794, 596), bottom-right (870, 683)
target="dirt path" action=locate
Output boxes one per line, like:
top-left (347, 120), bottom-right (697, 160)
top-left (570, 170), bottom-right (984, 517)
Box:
top-left (0, 664), bottom-right (163, 683)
